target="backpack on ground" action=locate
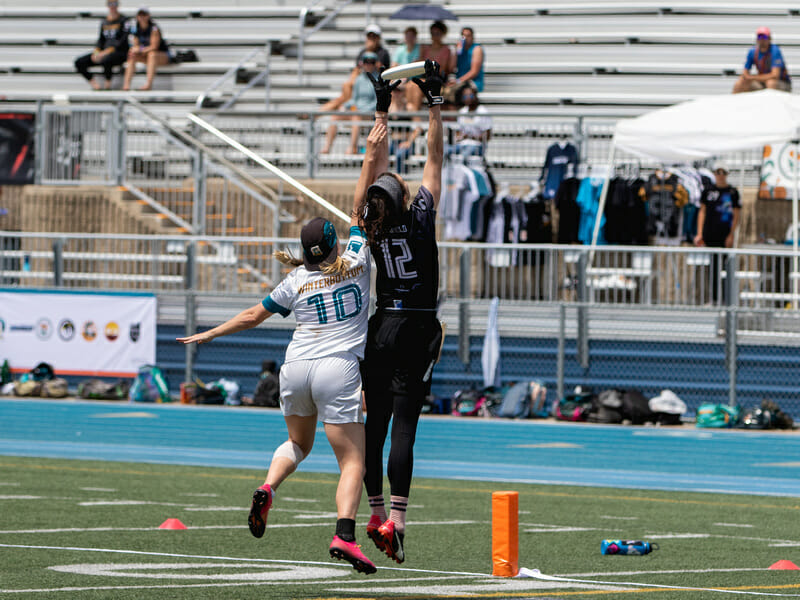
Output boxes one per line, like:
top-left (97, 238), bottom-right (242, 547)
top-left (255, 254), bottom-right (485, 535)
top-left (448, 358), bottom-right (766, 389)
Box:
top-left (555, 391), bottom-right (595, 422)
top-left (30, 362), bottom-right (55, 381)
top-left (40, 378), bottom-right (69, 398)
top-left (740, 399), bottom-right (794, 430)
top-left (621, 389), bottom-right (657, 424)
top-left (588, 389), bottom-right (624, 424)
top-left (129, 365), bottom-right (171, 403)
top-left (495, 380), bottom-right (548, 419)
top-left (649, 390), bottom-right (687, 425)
top-left (13, 380), bottom-right (42, 397)
top-left (696, 403), bottom-right (741, 428)
top-left (78, 378), bottom-right (130, 400)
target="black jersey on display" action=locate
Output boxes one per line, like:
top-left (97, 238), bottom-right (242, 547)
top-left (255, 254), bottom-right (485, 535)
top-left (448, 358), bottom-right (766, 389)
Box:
top-left (371, 186), bottom-right (439, 310)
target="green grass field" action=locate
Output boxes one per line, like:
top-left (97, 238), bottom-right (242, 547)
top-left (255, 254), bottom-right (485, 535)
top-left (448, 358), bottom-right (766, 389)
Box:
top-left (1, 455), bottom-right (800, 599)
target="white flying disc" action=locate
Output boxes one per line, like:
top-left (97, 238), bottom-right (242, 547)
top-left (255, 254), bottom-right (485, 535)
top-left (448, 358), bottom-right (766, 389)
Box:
top-left (381, 60), bottom-right (427, 80)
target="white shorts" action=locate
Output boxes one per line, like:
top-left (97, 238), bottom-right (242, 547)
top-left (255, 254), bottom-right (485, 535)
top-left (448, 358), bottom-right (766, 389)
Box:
top-left (279, 352), bottom-right (364, 424)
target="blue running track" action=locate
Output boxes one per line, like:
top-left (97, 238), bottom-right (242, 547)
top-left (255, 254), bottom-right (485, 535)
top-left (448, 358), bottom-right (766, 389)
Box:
top-left (2, 398), bottom-right (800, 497)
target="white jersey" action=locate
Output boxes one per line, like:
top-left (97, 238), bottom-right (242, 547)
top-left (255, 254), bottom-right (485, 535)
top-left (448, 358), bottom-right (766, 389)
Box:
top-left (263, 226), bottom-right (371, 363)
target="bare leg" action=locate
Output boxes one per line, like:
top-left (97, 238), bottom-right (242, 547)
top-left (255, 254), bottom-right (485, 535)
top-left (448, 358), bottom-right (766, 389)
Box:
top-left (122, 58), bottom-right (137, 91)
top-left (139, 51), bottom-right (168, 91)
top-left (324, 421), bottom-right (366, 520)
top-left (347, 114), bottom-right (362, 155)
top-left (264, 414), bottom-right (316, 490)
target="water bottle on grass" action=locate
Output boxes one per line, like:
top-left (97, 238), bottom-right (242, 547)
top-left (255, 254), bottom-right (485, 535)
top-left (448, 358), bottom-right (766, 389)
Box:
top-left (601, 540), bottom-right (656, 555)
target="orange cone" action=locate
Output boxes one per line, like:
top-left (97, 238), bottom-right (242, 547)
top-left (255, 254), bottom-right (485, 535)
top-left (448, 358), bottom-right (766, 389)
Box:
top-left (769, 560), bottom-right (800, 570)
top-left (492, 491), bottom-right (519, 577)
top-left (159, 518), bottom-right (187, 530)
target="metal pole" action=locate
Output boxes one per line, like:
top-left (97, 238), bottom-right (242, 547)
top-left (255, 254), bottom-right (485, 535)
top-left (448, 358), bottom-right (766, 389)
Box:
top-left (793, 139), bottom-right (798, 308)
top-left (185, 241), bottom-right (197, 386)
top-left (557, 303), bottom-right (565, 401)
top-left (458, 248), bottom-right (471, 366)
top-left (576, 251), bottom-right (589, 369)
top-left (192, 151), bottom-right (207, 235)
top-left (307, 114), bottom-right (316, 179)
top-left (298, 9), bottom-right (306, 86)
top-left (264, 41), bottom-right (272, 111)
top-left (52, 238), bottom-right (64, 287)
top-left (34, 100), bottom-right (44, 184)
top-left (725, 253), bottom-right (737, 407)
top-left (115, 101), bottom-right (126, 186)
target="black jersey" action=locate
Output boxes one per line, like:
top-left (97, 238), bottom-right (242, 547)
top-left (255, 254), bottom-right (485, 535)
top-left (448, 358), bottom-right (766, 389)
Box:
top-left (96, 15), bottom-right (128, 51)
top-left (371, 185), bottom-right (439, 310)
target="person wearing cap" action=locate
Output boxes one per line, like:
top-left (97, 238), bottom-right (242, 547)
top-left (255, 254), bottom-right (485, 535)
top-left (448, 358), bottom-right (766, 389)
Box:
top-left (694, 162), bottom-right (741, 304)
top-left (733, 27), bottom-right (791, 93)
top-left (121, 6), bottom-right (173, 91)
top-left (177, 214), bottom-right (377, 574)
top-left (357, 23), bottom-right (391, 70)
top-left (352, 60), bottom-right (445, 565)
top-left (74, 0), bottom-right (129, 90)
top-left (320, 52), bottom-right (379, 155)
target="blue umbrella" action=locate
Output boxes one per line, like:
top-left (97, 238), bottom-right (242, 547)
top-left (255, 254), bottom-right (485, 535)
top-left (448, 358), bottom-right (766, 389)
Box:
top-left (390, 4), bottom-right (458, 21)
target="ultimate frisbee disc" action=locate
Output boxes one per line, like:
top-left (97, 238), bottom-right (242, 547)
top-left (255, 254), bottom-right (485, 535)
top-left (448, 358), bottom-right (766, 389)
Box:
top-left (381, 61), bottom-right (427, 80)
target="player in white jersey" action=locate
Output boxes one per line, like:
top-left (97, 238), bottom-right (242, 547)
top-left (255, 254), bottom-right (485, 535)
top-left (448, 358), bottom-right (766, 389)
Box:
top-left (177, 214), bottom-right (376, 574)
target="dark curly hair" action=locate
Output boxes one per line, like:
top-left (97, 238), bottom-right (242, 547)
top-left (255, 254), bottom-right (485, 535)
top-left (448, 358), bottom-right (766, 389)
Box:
top-left (356, 172), bottom-right (409, 246)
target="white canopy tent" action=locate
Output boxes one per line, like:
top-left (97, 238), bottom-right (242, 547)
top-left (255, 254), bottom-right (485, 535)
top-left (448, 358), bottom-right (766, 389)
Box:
top-left (591, 89), bottom-right (800, 302)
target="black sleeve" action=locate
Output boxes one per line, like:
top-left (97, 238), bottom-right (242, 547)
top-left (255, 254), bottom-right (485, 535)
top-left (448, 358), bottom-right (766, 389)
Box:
top-left (96, 20), bottom-right (106, 49)
top-left (731, 187), bottom-right (741, 209)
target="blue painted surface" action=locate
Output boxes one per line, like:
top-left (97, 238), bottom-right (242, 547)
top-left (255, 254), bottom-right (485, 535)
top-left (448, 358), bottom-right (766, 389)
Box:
top-left (2, 398), bottom-right (800, 497)
top-left (151, 325), bottom-right (800, 418)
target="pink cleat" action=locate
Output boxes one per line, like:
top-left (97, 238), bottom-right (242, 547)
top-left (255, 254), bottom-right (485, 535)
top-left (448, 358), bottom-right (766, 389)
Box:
top-left (247, 485), bottom-right (272, 538)
top-left (329, 535), bottom-right (377, 574)
top-left (377, 519), bottom-right (405, 563)
top-left (366, 514), bottom-right (385, 552)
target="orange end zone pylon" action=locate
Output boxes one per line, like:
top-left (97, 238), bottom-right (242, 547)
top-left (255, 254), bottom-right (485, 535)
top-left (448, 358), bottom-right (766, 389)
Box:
top-left (492, 491), bottom-right (519, 577)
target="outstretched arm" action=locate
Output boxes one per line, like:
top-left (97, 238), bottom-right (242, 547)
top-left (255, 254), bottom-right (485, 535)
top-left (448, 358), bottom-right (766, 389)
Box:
top-left (177, 303), bottom-right (271, 344)
top-left (351, 114), bottom-right (389, 226)
top-left (412, 60), bottom-right (445, 208)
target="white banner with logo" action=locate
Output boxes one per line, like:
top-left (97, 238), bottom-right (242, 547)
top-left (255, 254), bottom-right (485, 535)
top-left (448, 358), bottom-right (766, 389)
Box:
top-left (0, 290), bottom-right (156, 376)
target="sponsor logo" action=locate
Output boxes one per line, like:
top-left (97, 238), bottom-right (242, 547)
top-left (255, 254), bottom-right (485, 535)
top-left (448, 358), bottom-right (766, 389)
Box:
top-left (129, 323), bottom-right (141, 343)
top-left (58, 319), bottom-right (76, 341)
top-left (36, 318), bottom-right (53, 340)
top-left (82, 321), bottom-right (97, 342)
top-left (104, 321), bottom-right (119, 342)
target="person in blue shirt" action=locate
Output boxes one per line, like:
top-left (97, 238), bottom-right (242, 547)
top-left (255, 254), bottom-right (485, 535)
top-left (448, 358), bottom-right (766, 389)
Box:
top-left (733, 26), bottom-right (791, 93)
top-left (451, 26), bottom-right (485, 93)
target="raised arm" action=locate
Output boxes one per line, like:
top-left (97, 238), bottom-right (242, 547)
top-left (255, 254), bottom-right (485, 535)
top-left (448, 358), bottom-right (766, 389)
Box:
top-left (411, 60), bottom-right (445, 208)
top-left (177, 303), bottom-right (271, 344)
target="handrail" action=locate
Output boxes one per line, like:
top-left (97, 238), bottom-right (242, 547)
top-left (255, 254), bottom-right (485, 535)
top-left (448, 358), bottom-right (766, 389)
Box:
top-left (195, 47), bottom-right (261, 111)
top-left (126, 97), bottom-right (281, 208)
top-left (187, 112), bottom-right (350, 225)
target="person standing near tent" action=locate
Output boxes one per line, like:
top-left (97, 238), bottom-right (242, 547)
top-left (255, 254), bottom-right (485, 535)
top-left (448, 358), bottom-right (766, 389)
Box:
top-left (733, 27), bottom-right (791, 93)
top-left (357, 59), bottom-right (444, 565)
top-left (694, 162), bottom-right (741, 304)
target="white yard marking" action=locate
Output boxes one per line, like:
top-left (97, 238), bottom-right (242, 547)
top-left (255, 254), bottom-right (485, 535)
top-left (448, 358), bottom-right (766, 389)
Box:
top-left (90, 412), bottom-right (157, 419)
top-left (713, 523), bottom-right (754, 528)
top-left (0, 495), bottom-right (43, 500)
top-left (0, 483), bottom-right (20, 486)
top-left (49, 562), bottom-right (350, 581)
top-left (185, 506), bottom-right (247, 512)
top-left (511, 442), bottom-right (583, 449)
top-left (599, 515), bottom-right (639, 520)
top-left (279, 497), bottom-right (319, 503)
top-left (560, 567), bottom-right (768, 577)
top-left (754, 462), bottom-right (800, 468)
top-left (80, 488), bottom-right (116, 493)
top-left (79, 500), bottom-right (187, 507)
top-left (181, 493), bottom-right (218, 498)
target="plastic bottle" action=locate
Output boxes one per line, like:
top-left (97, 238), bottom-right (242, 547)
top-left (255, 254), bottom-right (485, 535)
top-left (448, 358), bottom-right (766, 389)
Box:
top-left (601, 539), bottom-right (655, 555)
top-left (1, 359), bottom-right (10, 385)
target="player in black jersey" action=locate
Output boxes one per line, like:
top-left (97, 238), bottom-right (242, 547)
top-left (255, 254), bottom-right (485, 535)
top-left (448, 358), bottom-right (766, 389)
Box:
top-left (356, 60), bottom-right (445, 564)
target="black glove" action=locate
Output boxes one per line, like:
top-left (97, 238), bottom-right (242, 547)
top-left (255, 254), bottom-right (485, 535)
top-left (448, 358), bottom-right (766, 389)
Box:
top-left (411, 59), bottom-right (444, 107)
top-left (366, 69), bottom-right (401, 113)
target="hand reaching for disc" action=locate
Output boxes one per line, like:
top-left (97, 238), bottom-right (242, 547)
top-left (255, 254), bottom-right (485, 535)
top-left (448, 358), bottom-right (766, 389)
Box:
top-left (366, 69), bottom-right (401, 113)
top-left (411, 59), bottom-right (444, 107)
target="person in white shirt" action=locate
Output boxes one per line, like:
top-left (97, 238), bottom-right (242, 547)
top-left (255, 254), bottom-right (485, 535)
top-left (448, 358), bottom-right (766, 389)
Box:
top-left (455, 82), bottom-right (491, 157)
top-left (177, 208), bottom-right (377, 573)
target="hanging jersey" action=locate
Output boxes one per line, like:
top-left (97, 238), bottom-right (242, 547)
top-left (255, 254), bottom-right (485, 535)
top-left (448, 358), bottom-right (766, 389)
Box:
top-left (372, 186), bottom-right (439, 310)
top-left (263, 227), bottom-right (371, 362)
top-left (542, 142), bottom-right (579, 199)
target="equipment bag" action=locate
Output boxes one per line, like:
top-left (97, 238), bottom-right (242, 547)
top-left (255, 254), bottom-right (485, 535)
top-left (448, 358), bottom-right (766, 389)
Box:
top-left (41, 377), bottom-right (69, 398)
top-left (78, 378), bottom-right (130, 400)
top-left (495, 380), bottom-right (548, 419)
top-left (589, 389), bottom-right (625, 424)
top-left (555, 392), bottom-right (595, 422)
top-left (696, 403), bottom-right (740, 428)
top-left (129, 365), bottom-right (171, 403)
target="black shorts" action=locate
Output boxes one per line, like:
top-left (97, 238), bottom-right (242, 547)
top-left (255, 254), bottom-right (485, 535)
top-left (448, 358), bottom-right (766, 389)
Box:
top-left (361, 311), bottom-right (442, 399)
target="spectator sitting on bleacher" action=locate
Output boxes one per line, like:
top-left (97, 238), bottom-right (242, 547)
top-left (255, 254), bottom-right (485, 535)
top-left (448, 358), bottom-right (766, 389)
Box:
top-left (122, 7), bottom-right (174, 91)
top-left (356, 23), bottom-right (391, 70)
top-left (733, 27), bottom-right (791, 93)
top-left (320, 52), bottom-right (378, 155)
top-left (451, 26), bottom-right (485, 93)
top-left (74, 0), bottom-right (129, 91)
top-left (389, 27), bottom-right (420, 112)
top-left (454, 82), bottom-right (491, 157)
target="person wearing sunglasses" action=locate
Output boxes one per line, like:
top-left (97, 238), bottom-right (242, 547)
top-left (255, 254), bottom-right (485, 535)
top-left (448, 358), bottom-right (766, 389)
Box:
top-left (733, 27), bottom-right (791, 93)
top-left (74, 0), bottom-right (129, 90)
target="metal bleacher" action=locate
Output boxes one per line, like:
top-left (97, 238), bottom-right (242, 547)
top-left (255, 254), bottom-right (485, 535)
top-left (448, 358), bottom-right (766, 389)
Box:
top-left (1, 0), bottom-right (800, 115)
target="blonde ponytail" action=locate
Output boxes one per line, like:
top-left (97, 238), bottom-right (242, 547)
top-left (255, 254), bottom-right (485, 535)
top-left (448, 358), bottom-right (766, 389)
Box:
top-left (273, 250), bottom-right (303, 267)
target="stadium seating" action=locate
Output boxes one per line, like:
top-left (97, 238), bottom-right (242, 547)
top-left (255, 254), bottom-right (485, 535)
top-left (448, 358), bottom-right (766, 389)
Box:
top-left (1, 0), bottom-right (800, 114)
